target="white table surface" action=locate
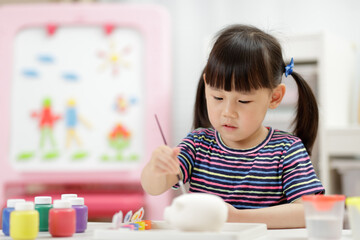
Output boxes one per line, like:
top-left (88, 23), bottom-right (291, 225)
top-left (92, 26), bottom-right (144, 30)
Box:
top-left (0, 222), bottom-right (354, 239)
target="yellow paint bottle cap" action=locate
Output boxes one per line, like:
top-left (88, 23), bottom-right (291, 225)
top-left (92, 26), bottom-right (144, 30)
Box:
top-left (15, 201), bottom-right (35, 211)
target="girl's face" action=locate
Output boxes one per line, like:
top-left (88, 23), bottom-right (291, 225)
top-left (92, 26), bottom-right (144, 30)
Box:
top-left (204, 81), bottom-right (283, 149)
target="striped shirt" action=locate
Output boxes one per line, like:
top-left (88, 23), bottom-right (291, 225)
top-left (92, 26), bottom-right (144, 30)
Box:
top-left (174, 127), bottom-right (324, 209)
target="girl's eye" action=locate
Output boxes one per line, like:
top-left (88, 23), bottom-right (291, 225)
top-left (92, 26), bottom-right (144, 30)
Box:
top-left (213, 96), bottom-right (223, 101)
top-left (239, 100), bottom-right (251, 104)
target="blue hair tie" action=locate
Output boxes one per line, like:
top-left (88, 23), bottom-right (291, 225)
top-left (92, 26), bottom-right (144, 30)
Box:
top-left (285, 58), bottom-right (294, 77)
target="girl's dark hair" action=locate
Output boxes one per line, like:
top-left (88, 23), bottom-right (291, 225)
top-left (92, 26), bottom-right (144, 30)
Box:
top-left (193, 24), bottom-right (318, 155)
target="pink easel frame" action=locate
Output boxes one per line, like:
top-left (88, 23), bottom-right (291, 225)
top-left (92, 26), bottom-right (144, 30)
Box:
top-left (0, 3), bottom-right (172, 220)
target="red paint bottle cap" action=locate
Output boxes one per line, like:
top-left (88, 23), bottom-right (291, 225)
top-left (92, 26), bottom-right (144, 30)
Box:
top-left (53, 200), bottom-right (71, 209)
top-left (35, 196), bottom-right (52, 204)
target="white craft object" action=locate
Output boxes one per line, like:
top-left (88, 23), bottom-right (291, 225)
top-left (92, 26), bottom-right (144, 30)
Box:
top-left (164, 193), bottom-right (228, 231)
top-left (111, 211), bottom-right (123, 229)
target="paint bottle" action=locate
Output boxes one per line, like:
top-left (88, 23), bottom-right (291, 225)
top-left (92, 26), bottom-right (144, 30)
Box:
top-left (69, 197), bottom-right (88, 233)
top-left (34, 196), bottom-right (52, 231)
top-left (61, 193), bottom-right (78, 201)
top-left (10, 201), bottom-right (39, 240)
top-left (1, 199), bottom-right (25, 236)
top-left (49, 200), bottom-right (76, 237)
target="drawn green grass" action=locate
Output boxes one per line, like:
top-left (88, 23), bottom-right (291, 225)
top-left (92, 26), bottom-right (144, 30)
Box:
top-left (71, 151), bottom-right (88, 161)
top-left (42, 151), bottom-right (59, 161)
top-left (17, 152), bottom-right (35, 161)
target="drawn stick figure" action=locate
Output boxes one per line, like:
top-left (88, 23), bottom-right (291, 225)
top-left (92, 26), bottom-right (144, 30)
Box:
top-left (31, 97), bottom-right (61, 150)
top-left (65, 98), bottom-right (92, 149)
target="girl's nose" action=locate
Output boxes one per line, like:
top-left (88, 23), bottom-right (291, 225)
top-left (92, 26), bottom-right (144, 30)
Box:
top-left (223, 101), bottom-right (237, 118)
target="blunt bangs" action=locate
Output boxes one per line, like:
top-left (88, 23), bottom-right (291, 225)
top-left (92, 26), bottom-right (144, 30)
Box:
top-left (204, 28), bottom-right (273, 92)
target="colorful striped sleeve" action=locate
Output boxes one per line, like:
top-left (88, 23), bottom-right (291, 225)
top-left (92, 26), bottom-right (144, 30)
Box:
top-left (281, 140), bottom-right (325, 202)
top-left (172, 130), bottom-right (198, 189)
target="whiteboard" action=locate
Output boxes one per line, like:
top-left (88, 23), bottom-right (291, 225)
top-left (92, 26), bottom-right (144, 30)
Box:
top-left (10, 26), bottom-right (144, 171)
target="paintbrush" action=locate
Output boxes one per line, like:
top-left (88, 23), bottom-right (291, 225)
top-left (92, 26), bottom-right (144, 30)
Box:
top-left (154, 114), bottom-right (187, 195)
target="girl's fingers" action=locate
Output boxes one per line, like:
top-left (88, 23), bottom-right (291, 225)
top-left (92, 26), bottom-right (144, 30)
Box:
top-left (151, 146), bottom-right (180, 175)
top-left (172, 148), bottom-right (181, 174)
top-left (159, 156), bottom-right (179, 174)
top-left (172, 147), bottom-right (180, 157)
top-left (156, 156), bottom-right (176, 173)
top-left (150, 146), bottom-right (182, 175)
top-left (159, 146), bottom-right (180, 171)
top-left (153, 163), bottom-right (178, 176)
top-left (153, 162), bottom-right (172, 174)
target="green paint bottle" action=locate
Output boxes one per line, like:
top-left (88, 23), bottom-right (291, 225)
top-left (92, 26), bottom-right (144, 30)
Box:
top-left (34, 196), bottom-right (52, 231)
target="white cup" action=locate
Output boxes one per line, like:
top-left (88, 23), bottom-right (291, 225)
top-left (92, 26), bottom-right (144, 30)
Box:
top-left (302, 195), bottom-right (345, 240)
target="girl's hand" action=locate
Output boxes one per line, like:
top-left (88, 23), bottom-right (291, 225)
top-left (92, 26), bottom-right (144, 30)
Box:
top-left (149, 146), bottom-right (181, 177)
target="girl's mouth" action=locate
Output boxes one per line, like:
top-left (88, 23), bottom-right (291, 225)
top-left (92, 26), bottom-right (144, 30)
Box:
top-left (223, 124), bottom-right (237, 129)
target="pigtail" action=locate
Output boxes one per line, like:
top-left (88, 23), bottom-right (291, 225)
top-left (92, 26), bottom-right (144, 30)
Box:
top-left (193, 72), bottom-right (211, 129)
top-left (291, 71), bottom-right (319, 155)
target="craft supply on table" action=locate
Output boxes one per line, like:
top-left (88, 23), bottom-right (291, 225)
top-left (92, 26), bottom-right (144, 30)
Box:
top-left (154, 114), bottom-right (187, 194)
top-left (111, 210), bottom-right (123, 229)
top-left (130, 207), bottom-right (144, 222)
top-left (49, 199), bottom-right (76, 237)
top-left (1, 199), bottom-right (25, 236)
top-left (109, 206), bottom-right (149, 231)
top-left (135, 221), bottom-right (145, 230)
top-left (69, 197), bottom-right (88, 233)
top-left (34, 196), bottom-right (52, 232)
top-left (10, 201), bottom-right (39, 240)
top-left (93, 221), bottom-right (267, 240)
top-left (346, 197), bottom-right (360, 240)
top-left (302, 195), bottom-right (345, 240)
top-left (124, 210), bottom-right (133, 223)
top-left (142, 220), bottom-right (152, 230)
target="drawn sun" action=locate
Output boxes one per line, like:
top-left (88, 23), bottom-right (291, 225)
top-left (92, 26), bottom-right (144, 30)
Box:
top-left (97, 41), bottom-right (132, 76)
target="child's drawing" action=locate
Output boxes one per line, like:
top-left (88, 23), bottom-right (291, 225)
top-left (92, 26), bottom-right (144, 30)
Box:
top-left (65, 98), bottom-right (92, 160)
top-left (97, 40), bottom-right (132, 76)
top-left (30, 97), bottom-right (61, 160)
top-left (102, 123), bottom-right (139, 162)
top-left (11, 26), bottom-right (144, 171)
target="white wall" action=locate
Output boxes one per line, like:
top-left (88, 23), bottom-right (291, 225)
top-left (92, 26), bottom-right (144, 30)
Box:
top-left (104, 0), bottom-right (360, 145)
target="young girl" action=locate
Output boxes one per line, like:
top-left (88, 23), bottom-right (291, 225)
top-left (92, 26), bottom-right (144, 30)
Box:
top-left (141, 24), bottom-right (324, 229)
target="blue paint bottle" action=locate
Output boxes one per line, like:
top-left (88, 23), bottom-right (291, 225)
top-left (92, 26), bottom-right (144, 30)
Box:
top-left (2, 199), bottom-right (25, 236)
